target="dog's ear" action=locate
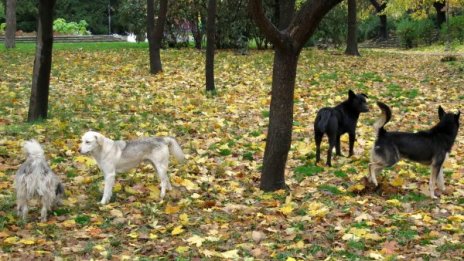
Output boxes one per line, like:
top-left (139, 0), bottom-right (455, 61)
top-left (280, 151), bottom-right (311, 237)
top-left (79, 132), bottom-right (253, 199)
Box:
top-left (348, 89), bottom-right (355, 99)
top-left (438, 106), bottom-right (445, 120)
top-left (95, 134), bottom-right (104, 146)
top-left (361, 93), bottom-right (368, 98)
top-left (455, 111), bottom-right (461, 123)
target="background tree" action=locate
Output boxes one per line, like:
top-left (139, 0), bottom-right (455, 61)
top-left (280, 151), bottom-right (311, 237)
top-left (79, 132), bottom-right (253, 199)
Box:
top-left (205, 0), bottom-right (216, 92)
top-left (28, 0), bottom-right (56, 121)
top-left (146, 0), bottom-right (167, 74)
top-left (368, 0), bottom-right (388, 40)
top-left (5, 0), bottom-right (15, 48)
top-left (345, 0), bottom-right (360, 55)
top-left (249, 0), bottom-right (343, 191)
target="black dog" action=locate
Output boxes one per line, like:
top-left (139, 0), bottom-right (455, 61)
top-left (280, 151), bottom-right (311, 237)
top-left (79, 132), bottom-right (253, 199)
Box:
top-left (314, 90), bottom-right (369, 166)
top-left (368, 101), bottom-right (460, 198)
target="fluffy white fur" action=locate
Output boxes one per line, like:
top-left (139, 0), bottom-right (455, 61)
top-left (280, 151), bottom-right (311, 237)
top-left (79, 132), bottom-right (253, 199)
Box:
top-left (79, 131), bottom-right (185, 204)
top-left (15, 139), bottom-right (64, 222)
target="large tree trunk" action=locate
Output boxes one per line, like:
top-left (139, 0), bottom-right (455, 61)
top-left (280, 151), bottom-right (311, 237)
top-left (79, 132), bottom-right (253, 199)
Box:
top-left (260, 47), bottom-right (298, 191)
top-left (28, 0), bottom-right (55, 122)
top-left (5, 0), bottom-right (16, 48)
top-left (147, 0), bottom-right (168, 74)
top-left (345, 0), bottom-right (360, 56)
top-left (433, 1), bottom-right (446, 28)
top-left (205, 0), bottom-right (216, 92)
top-left (249, 0), bottom-right (343, 191)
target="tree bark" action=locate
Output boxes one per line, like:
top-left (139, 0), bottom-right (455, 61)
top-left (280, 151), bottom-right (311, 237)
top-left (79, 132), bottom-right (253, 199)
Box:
top-left (369, 0), bottom-right (388, 40)
top-left (278, 0), bottom-right (295, 30)
top-left (5, 0), bottom-right (16, 48)
top-left (249, 0), bottom-right (343, 191)
top-left (28, 0), bottom-right (55, 122)
top-left (205, 0), bottom-right (216, 92)
top-left (147, 0), bottom-right (168, 74)
top-left (433, 1), bottom-right (446, 28)
top-left (260, 47), bottom-right (298, 191)
top-left (345, 0), bottom-right (360, 56)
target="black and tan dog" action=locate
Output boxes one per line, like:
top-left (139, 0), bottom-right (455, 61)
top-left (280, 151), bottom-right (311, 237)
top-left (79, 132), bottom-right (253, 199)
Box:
top-left (368, 101), bottom-right (460, 198)
top-left (314, 90), bottom-right (369, 166)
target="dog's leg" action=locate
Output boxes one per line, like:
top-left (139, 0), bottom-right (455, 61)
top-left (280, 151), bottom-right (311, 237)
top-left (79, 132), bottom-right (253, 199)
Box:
top-left (437, 166), bottom-right (445, 192)
top-left (335, 135), bottom-right (342, 156)
top-left (348, 131), bottom-right (355, 157)
top-left (315, 131), bottom-right (323, 164)
top-left (368, 162), bottom-right (383, 187)
top-left (101, 171), bottom-right (116, 204)
top-left (326, 131), bottom-right (337, 167)
top-left (154, 160), bottom-right (169, 198)
top-left (17, 197), bottom-right (28, 220)
top-left (429, 165), bottom-right (439, 199)
top-left (40, 196), bottom-right (52, 222)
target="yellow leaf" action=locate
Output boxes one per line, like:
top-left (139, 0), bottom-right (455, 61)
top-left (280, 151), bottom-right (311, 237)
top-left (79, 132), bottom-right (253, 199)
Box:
top-left (113, 183), bottom-right (122, 192)
top-left (441, 224), bottom-right (458, 231)
top-left (187, 235), bottom-right (205, 247)
top-left (386, 199), bottom-right (402, 207)
top-left (286, 258), bottom-right (297, 261)
top-left (93, 244), bottom-right (105, 251)
top-left (183, 178), bottom-right (199, 191)
top-left (62, 219), bottom-right (76, 228)
top-left (124, 186), bottom-right (140, 195)
top-left (221, 249), bottom-right (239, 259)
top-left (74, 155), bottom-right (96, 167)
top-left (390, 176), bottom-right (405, 187)
top-left (19, 238), bottom-right (36, 245)
top-left (128, 232), bottom-right (138, 238)
top-left (165, 203), bottom-right (180, 214)
top-left (3, 236), bottom-right (19, 244)
top-left (308, 202), bottom-right (329, 217)
top-left (176, 246), bottom-right (189, 254)
top-left (348, 183), bottom-right (365, 192)
top-left (279, 204), bottom-right (294, 215)
top-left (149, 233), bottom-right (158, 240)
top-left (448, 214), bottom-right (464, 223)
top-left (179, 213), bottom-right (189, 225)
top-left (172, 225), bottom-right (185, 236)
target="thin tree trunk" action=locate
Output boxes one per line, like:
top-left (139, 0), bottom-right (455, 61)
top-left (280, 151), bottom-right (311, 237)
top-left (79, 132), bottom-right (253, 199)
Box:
top-left (5, 0), bottom-right (16, 48)
top-left (28, 0), bottom-right (55, 122)
top-left (345, 0), bottom-right (360, 56)
top-left (369, 0), bottom-right (388, 40)
top-left (147, 0), bottom-right (168, 74)
top-left (260, 48), bottom-right (298, 191)
top-left (191, 13), bottom-right (202, 49)
top-left (205, 0), bottom-right (216, 92)
top-left (433, 2), bottom-right (446, 28)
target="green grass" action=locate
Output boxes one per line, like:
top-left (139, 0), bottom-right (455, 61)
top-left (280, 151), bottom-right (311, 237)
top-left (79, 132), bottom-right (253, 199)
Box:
top-left (0, 42), bottom-right (149, 53)
top-left (294, 164), bottom-right (324, 182)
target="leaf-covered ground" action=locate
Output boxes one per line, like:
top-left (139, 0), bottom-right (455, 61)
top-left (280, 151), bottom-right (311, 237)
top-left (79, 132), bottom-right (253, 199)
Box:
top-left (1, 43), bottom-right (463, 260)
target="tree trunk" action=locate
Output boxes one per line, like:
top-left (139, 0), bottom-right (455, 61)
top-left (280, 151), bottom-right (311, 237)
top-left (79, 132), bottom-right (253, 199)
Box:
top-left (433, 2), bottom-right (446, 28)
top-left (5, 0), bottom-right (16, 48)
top-left (369, 0), bottom-right (388, 40)
top-left (345, 0), bottom-right (359, 56)
top-left (28, 0), bottom-right (55, 122)
top-left (205, 0), bottom-right (216, 92)
top-left (260, 47), bottom-right (298, 191)
top-left (147, 0), bottom-right (168, 74)
top-left (191, 12), bottom-right (202, 49)
top-left (249, 0), bottom-right (343, 191)
top-left (278, 0), bottom-right (295, 30)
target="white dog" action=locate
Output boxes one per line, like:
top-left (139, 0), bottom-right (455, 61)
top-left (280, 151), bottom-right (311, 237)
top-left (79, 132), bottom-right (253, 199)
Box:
top-left (15, 140), bottom-right (64, 222)
top-left (79, 131), bottom-right (185, 204)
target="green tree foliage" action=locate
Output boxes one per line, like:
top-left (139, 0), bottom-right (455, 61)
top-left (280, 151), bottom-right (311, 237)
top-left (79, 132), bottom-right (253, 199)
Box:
top-left (117, 0), bottom-right (146, 41)
top-left (441, 15), bottom-right (464, 43)
top-left (53, 18), bottom-right (89, 35)
top-left (396, 17), bottom-right (435, 48)
top-left (311, 3), bottom-right (347, 47)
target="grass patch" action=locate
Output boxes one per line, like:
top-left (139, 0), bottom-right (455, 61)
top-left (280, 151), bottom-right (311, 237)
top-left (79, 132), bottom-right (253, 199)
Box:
top-left (318, 184), bottom-right (343, 195)
top-left (333, 170), bottom-right (348, 178)
top-left (293, 164), bottom-right (324, 182)
top-left (392, 192), bottom-right (428, 202)
top-left (75, 214), bottom-right (91, 226)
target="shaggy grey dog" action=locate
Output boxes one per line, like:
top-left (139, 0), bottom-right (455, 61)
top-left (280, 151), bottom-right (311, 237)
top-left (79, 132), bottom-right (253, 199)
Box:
top-left (15, 140), bottom-right (64, 222)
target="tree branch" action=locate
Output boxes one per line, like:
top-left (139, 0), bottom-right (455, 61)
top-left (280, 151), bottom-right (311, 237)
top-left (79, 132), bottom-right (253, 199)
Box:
top-left (248, 0), bottom-right (283, 49)
top-left (289, 0), bottom-right (343, 50)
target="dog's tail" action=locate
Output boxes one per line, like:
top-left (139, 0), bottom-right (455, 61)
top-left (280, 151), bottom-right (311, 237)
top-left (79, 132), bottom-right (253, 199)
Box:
top-left (315, 108), bottom-right (332, 133)
top-left (23, 139), bottom-right (45, 158)
top-left (164, 137), bottom-right (185, 163)
top-left (374, 101), bottom-right (392, 134)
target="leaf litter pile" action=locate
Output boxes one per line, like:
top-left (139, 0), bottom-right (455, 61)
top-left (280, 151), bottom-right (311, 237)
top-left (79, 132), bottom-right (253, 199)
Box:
top-left (0, 47), bottom-right (463, 260)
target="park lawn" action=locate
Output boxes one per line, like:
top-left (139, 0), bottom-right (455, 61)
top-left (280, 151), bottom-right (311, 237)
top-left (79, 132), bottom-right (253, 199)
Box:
top-left (1, 43), bottom-right (464, 259)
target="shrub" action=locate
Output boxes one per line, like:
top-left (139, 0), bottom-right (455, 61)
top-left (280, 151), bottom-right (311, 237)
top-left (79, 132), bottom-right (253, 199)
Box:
top-left (53, 18), bottom-right (90, 35)
top-left (396, 17), bottom-right (435, 48)
top-left (0, 23), bottom-right (5, 36)
top-left (440, 15), bottom-right (464, 43)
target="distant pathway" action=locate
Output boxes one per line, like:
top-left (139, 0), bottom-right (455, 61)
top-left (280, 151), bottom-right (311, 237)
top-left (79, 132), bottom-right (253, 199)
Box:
top-left (362, 48), bottom-right (464, 57)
